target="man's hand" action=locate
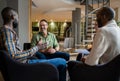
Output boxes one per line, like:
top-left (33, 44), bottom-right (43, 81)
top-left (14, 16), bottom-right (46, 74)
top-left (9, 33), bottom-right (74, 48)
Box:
top-left (46, 47), bottom-right (56, 54)
top-left (81, 55), bottom-right (89, 63)
top-left (37, 39), bottom-right (47, 50)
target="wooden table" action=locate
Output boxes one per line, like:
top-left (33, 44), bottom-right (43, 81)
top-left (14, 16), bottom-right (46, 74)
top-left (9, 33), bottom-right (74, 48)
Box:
top-left (69, 52), bottom-right (79, 60)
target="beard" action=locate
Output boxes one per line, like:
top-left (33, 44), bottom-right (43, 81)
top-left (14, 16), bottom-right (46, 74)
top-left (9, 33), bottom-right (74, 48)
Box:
top-left (97, 19), bottom-right (103, 28)
top-left (13, 19), bottom-right (18, 29)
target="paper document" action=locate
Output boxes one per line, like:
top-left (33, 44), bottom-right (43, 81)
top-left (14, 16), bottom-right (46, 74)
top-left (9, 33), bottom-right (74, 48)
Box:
top-left (75, 49), bottom-right (90, 55)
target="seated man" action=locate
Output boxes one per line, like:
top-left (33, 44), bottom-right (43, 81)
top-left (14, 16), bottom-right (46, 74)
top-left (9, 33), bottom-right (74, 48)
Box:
top-left (31, 19), bottom-right (70, 61)
top-left (69, 6), bottom-right (120, 66)
top-left (0, 7), bottom-right (66, 81)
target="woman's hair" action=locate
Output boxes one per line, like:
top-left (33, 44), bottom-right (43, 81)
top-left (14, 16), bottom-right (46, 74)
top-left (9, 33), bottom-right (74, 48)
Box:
top-left (97, 7), bottom-right (115, 21)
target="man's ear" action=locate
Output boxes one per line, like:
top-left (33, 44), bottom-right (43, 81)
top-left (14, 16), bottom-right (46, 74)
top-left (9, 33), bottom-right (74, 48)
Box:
top-left (10, 15), bottom-right (14, 20)
top-left (102, 15), bottom-right (108, 26)
top-left (103, 15), bottom-right (106, 19)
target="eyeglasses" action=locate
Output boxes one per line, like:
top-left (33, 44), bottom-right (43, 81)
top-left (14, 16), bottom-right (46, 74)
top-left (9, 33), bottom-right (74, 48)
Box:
top-left (40, 24), bottom-right (48, 27)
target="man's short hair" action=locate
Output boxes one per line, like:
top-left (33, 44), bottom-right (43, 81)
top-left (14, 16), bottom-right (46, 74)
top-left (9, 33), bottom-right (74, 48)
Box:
top-left (1, 7), bottom-right (15, 22)
top-left (97, 7), bottom-right (115, 21)
top-left (40, 19), bottom-right (48, 24)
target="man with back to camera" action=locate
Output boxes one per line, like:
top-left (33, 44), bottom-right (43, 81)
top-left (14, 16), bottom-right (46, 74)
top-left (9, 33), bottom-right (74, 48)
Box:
top-left (0, 7), bottom-right (67, 81)
top-left (85, 6), bottom-right (120, 65)
top-left (68, 6), bottom-right (120, 66)
top-left (31, 19), bottom-right (70, 61)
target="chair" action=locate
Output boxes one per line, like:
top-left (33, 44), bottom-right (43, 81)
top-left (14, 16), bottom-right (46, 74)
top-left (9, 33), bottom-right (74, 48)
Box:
top-left (67, 54), bottom-right (120, 81)
top-left (64, 37), bottom-right (74, 49)
top-left (0, 50), bottom-right (59, 81)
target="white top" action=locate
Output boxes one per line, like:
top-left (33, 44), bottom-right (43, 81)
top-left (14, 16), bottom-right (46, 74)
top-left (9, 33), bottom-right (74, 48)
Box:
top-left (85, 20), bottom-right (120, 65)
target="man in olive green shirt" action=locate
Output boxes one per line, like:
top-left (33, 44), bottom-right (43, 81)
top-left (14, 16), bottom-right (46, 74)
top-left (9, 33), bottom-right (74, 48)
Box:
top-left (31, 19), bottom-right (70, 61)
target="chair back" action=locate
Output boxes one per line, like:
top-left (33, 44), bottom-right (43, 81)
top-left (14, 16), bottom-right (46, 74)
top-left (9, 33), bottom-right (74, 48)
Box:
top-left (64, 37), bottom-right (74, 48)
top-left (0, 50), bottom-right (59, 81)
top-left (68, 54), bottom-right (120, 81)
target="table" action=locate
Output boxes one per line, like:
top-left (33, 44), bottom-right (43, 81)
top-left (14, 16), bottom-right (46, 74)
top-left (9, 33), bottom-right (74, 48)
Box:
top-left (69, 52), bottom-right (79, 60)
top-left (64, 48), bottom-right (90, 60)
